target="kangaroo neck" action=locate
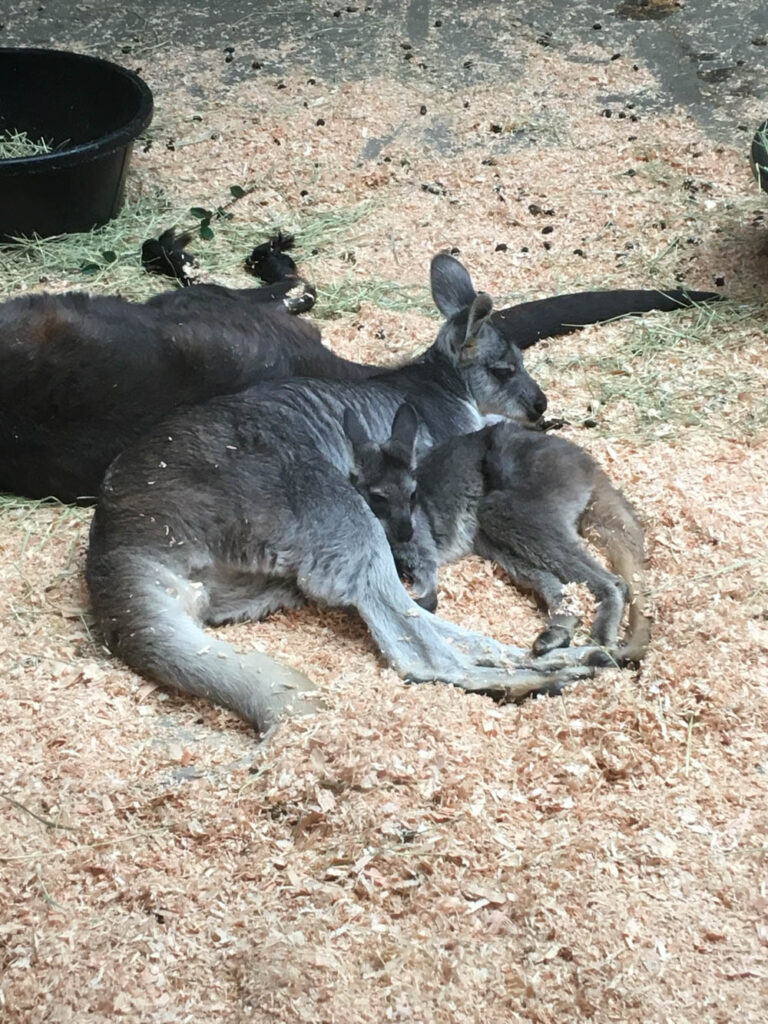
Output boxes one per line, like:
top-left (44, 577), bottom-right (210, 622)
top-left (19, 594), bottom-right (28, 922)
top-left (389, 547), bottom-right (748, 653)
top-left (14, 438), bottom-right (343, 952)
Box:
top-left (372, 345), bottom-right (467, 394)
top-left (372, 345), bottom-right (481, 442)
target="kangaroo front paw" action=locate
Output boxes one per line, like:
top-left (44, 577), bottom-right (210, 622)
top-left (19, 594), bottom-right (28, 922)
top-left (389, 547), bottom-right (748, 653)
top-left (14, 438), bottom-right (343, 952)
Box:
top-left (414, 590), bottom-right (438, 613)
top-left (532, 624), bottom-right (573, 655)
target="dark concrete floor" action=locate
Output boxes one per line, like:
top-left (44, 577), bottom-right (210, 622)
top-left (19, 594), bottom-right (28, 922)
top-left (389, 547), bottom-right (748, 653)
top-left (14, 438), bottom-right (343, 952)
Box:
top-left (2, 1), bottom-right (767, 142)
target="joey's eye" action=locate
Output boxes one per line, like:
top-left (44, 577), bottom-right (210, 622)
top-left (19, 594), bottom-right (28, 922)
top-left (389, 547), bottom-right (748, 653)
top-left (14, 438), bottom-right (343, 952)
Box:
top-left (490, 364), bottom-right (516, 381)
top-left (409, 491), bottom-right (417, 509)
top-left (369, 493), bottom-right (389, 517)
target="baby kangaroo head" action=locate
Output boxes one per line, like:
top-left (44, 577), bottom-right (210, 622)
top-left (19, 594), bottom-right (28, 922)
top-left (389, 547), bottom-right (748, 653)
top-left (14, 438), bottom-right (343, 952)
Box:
top-left (343, 404), bottom-right (420, 544)
top-left (430, 252), bottom-right (548, 424)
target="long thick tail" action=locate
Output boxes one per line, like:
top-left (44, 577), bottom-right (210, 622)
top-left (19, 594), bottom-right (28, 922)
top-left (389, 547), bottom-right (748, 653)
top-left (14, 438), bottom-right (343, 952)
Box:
top-left (580, 469), bottom-right (652, 662)
top-left (492, 287), bottom-right (721, 350)
top-left (86, 551), bottom-right (321, 734)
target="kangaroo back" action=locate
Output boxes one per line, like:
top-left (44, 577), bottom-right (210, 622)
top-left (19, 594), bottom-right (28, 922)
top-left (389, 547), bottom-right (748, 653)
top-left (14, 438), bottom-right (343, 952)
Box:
top-left (0, 287), bottom-right (374, 501)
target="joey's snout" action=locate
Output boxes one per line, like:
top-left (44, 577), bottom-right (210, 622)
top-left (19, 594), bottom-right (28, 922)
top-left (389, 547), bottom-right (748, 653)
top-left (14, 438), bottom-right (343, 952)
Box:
top-left (388, 517), bottom-right (414, 544)
top-left (528, 388), bottom-right (548, 423)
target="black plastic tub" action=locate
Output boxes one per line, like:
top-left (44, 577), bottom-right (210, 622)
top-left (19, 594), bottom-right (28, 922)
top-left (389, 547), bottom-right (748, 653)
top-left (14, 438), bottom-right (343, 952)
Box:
top-left (0, 48), bottom-right (153, 240)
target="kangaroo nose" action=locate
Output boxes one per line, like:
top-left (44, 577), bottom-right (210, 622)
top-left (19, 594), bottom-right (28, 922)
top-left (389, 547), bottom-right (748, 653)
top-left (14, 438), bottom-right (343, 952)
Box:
top-left (530, 391), bottom-right (548, 421)
top-left (394, 519), bottom-right (414, 543)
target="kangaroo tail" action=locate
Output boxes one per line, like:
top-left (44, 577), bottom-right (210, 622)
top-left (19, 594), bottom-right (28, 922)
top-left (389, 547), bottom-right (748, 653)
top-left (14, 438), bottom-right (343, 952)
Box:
top-left (86, 550), bottom-right (321, 734)
top-left (492, 287), bottom-right (721, 350)
top-left (580, 469), bottom-right (652, 663)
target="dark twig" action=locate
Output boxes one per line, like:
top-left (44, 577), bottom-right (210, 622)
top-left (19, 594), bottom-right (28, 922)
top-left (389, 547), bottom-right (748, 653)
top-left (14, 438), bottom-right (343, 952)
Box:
top-left (1, 790), bottom-right (78, 831)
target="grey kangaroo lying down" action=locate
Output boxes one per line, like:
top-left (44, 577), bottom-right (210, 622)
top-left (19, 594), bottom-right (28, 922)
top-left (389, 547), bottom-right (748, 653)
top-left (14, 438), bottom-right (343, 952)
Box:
top-left (1, 266), bottom-right (717, 501)
top-left (0, 281), bottom-right (372, 502)
top-left (86, 254), bottom-right (615, 734)
top-left (344, 405), bottom-right (651, 664)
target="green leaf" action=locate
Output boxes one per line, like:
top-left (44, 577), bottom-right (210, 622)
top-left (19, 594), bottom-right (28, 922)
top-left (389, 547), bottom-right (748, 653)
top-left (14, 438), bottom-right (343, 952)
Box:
top-left (80, 262), bottom-right (101, 275)
top-left (190, 206), bottom-right (212, 220)
top-left (229, 184), bottom-right (247, 199)
top-left (199, 224), bottom-right (215, 241)
top-left (101, 249), bottom-right (118, 264)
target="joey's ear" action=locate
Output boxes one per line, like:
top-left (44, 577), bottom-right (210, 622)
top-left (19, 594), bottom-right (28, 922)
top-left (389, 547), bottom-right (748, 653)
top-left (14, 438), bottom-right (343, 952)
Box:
top-left (342, 407), bottom-right (370, 453)
top-left (387, 403), bottom-right (419, 462)
top-left (430, 252), bottom-right (477, 317)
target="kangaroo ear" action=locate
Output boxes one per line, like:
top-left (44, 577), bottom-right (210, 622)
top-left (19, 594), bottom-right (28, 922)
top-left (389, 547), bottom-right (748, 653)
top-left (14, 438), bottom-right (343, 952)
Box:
top-left (430, 252), bottom-right (477, 317)
top-left (342, 407), bottom-right (370, 452)
top-left (466, 292), bottom-right (494, 339)
top-left (458, 291), bottom-right (494, 362)
top-left (387, 403), bottom-right (419, 463)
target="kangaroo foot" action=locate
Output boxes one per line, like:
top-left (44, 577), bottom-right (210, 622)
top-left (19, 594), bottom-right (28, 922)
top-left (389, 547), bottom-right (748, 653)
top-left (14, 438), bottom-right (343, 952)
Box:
top-left (282, 279), bottom-right (317, 314)
top-left (521, 645), bottom-right (616, 670)
top-left (445, 661), bottom-right (598, 702)
top-left (400, 637), bottom-right (610, 703)
top-left (423, 615), bottom-right (528, 662)
top-left (368, 602), bottom-right (611, 703)
top-left (608, 643), bottom-right (644, 668)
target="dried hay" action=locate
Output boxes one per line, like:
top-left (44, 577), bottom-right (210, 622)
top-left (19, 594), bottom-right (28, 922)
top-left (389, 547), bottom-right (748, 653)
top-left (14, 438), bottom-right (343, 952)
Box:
top-left (0, 130), bottom-right (55, 160)
top-left (1, 24), bottom-right (768, 1024)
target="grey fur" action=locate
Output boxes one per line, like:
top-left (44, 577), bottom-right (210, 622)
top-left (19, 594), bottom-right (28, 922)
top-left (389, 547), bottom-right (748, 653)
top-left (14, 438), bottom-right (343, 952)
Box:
top-left (346, 408), bottom-right (651, 663)
top-left (86, 254), bottom-right (609, 735)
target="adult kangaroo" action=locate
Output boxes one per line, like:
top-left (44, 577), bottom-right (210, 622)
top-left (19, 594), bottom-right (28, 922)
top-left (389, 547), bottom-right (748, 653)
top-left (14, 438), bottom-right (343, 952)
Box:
top-left (344, 407), bottom-right (651, 663)
top-left (0, 281), bottom-right (371, 502)
top-left (0, 260), bottom-right (717, 502)
top-left (86, 253), bottom-right (613, 735)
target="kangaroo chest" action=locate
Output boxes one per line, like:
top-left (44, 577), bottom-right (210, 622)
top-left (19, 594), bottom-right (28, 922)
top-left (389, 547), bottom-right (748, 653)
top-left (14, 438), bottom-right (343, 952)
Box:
top-left (425, 472), bottom-right (486, 565)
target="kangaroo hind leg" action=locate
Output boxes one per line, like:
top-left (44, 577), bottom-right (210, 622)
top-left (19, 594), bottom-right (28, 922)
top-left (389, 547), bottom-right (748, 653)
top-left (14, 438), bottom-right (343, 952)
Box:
top-left (474, 530), bottom-right (580, 654)
top-left (477, 491), bottom-right (628, 654)
top-left (580, 468), bottom-right (652, 663)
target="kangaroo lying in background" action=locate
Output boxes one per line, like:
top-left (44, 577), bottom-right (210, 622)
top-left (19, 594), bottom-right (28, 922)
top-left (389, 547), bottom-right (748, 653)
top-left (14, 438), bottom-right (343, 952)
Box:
top-left (86, 253), bottom-right (620, 735)
top-left (0, 280), bottom-right (373, 502)
top-left (0, 253), bottom-right (717, 502)
top-left (344, 405), bottom-right (651, 664)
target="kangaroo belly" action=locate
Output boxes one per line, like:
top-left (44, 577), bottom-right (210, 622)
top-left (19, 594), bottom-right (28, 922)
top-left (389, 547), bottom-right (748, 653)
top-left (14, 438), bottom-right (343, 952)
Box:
top-left (437, 506), bottom-right (479, 564)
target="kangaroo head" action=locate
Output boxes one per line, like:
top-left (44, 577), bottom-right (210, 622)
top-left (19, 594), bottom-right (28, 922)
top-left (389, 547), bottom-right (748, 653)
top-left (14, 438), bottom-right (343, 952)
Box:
top-left (343, 404), bottom-right (420, 544)
top-left (430, 252), bottom-right (547, 423)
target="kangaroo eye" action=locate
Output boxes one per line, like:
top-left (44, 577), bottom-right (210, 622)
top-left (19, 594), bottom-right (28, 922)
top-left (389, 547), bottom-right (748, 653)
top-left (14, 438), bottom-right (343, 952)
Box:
top-left (490, 364), bottom-right (516, 381)
top-left (409, 491), bottom-right (417, 509)
top-left (368, 493), bottom-right (389, 516)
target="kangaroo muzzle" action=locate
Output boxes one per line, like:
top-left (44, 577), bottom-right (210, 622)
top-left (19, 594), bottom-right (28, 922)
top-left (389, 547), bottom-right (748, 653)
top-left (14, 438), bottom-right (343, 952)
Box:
top-left (389, 517), bottom-right (414, 544)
